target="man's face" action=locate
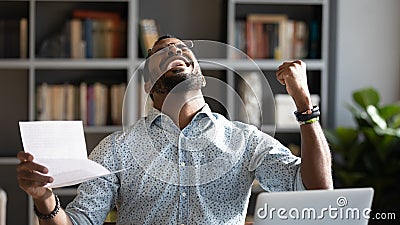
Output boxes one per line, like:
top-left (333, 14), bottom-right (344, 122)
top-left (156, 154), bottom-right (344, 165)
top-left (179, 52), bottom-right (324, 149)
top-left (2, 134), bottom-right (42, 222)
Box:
top-left (146, 38), bottom-right (204, 94)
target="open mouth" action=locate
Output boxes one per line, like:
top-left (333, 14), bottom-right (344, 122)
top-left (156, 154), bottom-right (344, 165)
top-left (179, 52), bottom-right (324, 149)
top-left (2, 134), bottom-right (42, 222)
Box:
top-left (160, 55), bottom-right (192, 73)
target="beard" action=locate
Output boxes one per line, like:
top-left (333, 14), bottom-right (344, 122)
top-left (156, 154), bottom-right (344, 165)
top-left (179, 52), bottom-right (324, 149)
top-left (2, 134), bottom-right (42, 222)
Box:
top-left (151, 72), bottom-right (204, 94)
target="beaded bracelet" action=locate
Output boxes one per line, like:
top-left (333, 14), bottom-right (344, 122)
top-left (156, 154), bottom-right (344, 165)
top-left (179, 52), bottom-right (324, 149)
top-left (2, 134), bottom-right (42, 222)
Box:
top-left (298, 116), bottom-right (320, 125)
top-left (34, 194), bottom-right (60, 220)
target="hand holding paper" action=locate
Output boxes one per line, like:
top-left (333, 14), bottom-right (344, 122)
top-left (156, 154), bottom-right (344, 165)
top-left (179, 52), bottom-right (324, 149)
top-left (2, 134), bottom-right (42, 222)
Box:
top-left (19, 121), bottom-right (112, 188)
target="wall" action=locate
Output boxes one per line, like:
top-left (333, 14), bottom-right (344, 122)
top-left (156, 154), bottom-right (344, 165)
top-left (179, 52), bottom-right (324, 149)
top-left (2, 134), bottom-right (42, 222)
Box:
top-left (334, 0), bottom-right (400, 127)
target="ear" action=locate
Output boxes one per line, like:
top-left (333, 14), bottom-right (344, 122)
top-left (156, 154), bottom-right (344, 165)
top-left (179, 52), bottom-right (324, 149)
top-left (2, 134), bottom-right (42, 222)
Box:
top-left (202, 76), bottom-right (206, 87)
top-left (144, 81), bottom-right (152, 93)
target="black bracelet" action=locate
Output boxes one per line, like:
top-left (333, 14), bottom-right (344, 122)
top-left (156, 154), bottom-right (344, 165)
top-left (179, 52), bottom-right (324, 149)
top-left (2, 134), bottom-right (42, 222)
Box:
top-left (294, 105), bottom-right (320, 122)
top-left (34, 194), bottom-right (60, 220)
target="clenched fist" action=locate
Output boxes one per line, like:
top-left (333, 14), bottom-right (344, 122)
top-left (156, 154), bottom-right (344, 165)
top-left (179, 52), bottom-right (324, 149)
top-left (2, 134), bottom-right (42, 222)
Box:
top-left (276, 60), bottom-right (313, 112)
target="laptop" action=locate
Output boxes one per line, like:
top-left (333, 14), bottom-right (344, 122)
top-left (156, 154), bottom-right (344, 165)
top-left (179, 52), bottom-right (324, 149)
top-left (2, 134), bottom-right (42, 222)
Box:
top-left (253, 188), bottom-right (374, 225)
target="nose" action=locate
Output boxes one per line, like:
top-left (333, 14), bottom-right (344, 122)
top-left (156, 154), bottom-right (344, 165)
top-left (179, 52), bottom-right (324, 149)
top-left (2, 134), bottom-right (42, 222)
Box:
top-left (167, 45), bottom-right (182, 56)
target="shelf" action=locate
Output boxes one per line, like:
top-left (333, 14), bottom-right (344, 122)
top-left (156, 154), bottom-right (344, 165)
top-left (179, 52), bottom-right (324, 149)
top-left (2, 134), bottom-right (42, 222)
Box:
top-left (0, 60), bottom-right (30, 69)
top-left (0, 58), bottom-right (324, 71)
top-left (0, 157), bottom-right (19, 165)
top-left (135, 58), bottom-right (325, 71)
top-left (33, 59), bottom-right (131, 69)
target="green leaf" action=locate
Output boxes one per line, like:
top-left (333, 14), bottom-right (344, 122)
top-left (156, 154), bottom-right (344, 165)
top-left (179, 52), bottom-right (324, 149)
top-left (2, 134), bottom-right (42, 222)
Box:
top-left (324, 130), bottom-right (340, 146)
top-left (391, 114), bottom-right (400, 128)
top-left (335, 127), bottom-right (359, 146)
top-left (346, 103), bottom-right (371, 128)
top-left (366, 105), bottom-right (387, 129)
top-left (346, 103), bottom-right (361, 118)
top-left (335, 170), bottom-right (365, 187)
top-left (324, 127), bottom-right (359, 154)
top-left (352, 87), bottom-right (380, 109)
top-left (379, 104), bottom-right (400, 121)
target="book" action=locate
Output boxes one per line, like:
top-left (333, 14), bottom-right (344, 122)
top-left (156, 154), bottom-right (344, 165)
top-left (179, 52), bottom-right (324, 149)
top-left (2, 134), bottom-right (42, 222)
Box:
top-left (103, 20), bottom-right (114, 58)
top-left (65, 84), bottom-right (76, 121)
top-left (110, 83), bottom-right (126, 125)
top-left (51, 85), bottom-right (66, 120)
top-left (19, 18), bottom-right (28, 58)
top-left (72, 9), bottom-right (124, 58)
top-left (93, 82), bottom-right (108, 126)
top-left (246, 14), bottom-right (288, 60)
top-left (234, 20), bottom-right (246, 58)
top-left (70, 19), bottom-right (84, 59)
top-left (308, 20), bottom-right (320, 59)
top-left (83, 19), bottom-right (93, 58)
top-left (36, 83), bottom-right (51, 121)
top-left (139, 19), bottom-right (159, 57)
top-left (36, 82), bottom-right (125, 126)
top-left (80, 82), bottom-right (88, 125)
top-left (87, 85), bottom-right (94, 126)
top-left (73, 9), bottom-right (120, 22)
top-left (91, 20), bottom-right (106, 58)
top-left (293, 21), bottom-right (308, 59)
top-left (242, 14), bottom-right (312, 60)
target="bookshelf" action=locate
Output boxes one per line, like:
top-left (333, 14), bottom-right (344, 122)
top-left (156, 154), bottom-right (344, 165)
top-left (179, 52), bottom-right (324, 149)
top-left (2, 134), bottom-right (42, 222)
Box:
top-left (228, 0), bottom-right (329, 131)
top-left (0, 0), bottom-right (330, 224)
top-left (227, 0), bottom-right (330, 219)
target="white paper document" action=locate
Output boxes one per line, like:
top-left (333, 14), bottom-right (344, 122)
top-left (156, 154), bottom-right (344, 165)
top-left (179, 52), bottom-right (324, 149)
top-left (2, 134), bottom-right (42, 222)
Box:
top-left (19, 121), bottom-right (112, 188)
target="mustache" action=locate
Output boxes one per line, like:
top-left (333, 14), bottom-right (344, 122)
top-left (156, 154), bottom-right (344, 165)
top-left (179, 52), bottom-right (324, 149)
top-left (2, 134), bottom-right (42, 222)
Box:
top-left (151, 72), bottom-right (204, 94)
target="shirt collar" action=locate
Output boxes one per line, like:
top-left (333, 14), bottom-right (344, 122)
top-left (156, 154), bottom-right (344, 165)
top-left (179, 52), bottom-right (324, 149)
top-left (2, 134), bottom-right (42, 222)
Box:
top-left (146, 103), bottom-right (216, 127)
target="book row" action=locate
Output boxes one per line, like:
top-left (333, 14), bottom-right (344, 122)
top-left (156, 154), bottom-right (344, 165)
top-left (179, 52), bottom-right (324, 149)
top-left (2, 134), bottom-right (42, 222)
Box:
top-left (235, 14), bottom-right (320, 60)
top-left (0, 18), bottom-right (28, 58)
top-left (38, 9), bottom-right (127, 59)
top-left (36, 82), bottom-right (126, 126)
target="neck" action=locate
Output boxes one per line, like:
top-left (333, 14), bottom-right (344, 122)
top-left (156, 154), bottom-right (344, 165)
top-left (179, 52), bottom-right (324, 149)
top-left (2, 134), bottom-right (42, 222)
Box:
top-left (153, 90), bottom-right (206, 129)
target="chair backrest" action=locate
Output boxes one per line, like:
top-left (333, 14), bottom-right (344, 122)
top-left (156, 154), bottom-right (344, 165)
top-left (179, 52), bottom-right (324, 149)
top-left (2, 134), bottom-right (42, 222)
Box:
top-left (0, 188), bottom-right (6, 225)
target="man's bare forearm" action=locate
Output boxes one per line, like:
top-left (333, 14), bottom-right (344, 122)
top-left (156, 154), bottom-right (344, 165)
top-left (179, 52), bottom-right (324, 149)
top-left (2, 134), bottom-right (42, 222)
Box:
top-left (300, 122), bottom-right (333, 190)
top-left (34, 193), bottom-right (74, 225)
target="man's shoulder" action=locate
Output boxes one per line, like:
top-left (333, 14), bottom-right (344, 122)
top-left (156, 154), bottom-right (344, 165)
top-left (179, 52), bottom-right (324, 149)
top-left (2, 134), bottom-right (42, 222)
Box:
top-left (212, 112), bottom-right (258, 130)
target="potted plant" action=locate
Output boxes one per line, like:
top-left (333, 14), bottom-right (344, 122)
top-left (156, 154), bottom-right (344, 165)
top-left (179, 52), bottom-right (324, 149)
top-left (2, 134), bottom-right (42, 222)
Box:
top-left (324, 87), bottom-right (400, 223)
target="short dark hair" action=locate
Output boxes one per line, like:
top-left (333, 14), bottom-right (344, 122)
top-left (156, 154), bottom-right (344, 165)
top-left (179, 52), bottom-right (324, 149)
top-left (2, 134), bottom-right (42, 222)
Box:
top-left (145, 34), bottom-right (177, 59)
top-left (143, 34), bottom-right (178, 82)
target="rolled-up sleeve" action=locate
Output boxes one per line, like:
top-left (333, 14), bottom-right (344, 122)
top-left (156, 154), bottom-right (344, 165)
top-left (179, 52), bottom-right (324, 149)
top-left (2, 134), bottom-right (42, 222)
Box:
top-left (65, 133), bottom-right (120, 225)
top-left (248, 129), bottom-right (306, 192)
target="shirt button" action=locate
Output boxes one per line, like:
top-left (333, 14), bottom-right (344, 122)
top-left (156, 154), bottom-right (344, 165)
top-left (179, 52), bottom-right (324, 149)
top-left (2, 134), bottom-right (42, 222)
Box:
top-left (182, 192), bottom-right (187, 197)
top-left (180, 162), bottom-right (186, 167)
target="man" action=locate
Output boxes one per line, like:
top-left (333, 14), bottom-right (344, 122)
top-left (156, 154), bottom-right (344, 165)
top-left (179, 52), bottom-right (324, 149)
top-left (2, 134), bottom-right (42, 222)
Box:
top-left (17, 35), bottom-right (333, 225)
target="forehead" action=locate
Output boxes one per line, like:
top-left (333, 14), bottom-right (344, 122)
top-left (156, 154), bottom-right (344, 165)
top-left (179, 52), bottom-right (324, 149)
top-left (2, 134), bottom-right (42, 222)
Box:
top-left (152, 38), bottom-right (182, 49)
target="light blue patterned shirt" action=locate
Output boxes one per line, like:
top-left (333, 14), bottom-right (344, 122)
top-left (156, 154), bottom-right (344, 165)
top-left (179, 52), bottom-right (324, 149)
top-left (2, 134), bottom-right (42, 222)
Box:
top-left (66, 104), bottom-right (305, 225)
